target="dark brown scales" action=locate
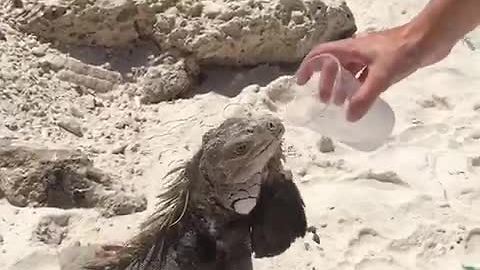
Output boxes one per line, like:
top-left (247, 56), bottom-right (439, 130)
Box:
top-left (84, 116), bottom-right (308, 270)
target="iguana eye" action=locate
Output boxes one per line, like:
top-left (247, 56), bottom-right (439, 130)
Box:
top-left (234, 143), bottom-right (248, 156)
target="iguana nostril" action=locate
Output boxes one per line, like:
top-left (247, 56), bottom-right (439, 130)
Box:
top-left (267, 121), bottom-right (276, 131)
top-left (266, 120), bottom-right (284, 136)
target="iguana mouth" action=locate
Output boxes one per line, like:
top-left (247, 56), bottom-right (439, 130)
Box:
top-left (251, 139), bottom-right (279, 161)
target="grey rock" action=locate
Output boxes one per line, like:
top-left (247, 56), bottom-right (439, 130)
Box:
top-left (69, 106), bottom-right (84, 119)
top-left (32, 214), bottom-right (70, 246)
top-left (99, 193), bottom-right (148, 218)
top-left (3, 0), bottom-right (156, 47)
top-left (58, 119), bottom-right (83, 137)
top-left (317, 136), bottom-right (335, 153)
top-left (138, 56), bottom-right (199, 104)
top-left (31, 45), bottom-right (48, 57)
top-left (41, 54), bottom-right (122, 93)
top-left (111, 144), bottom-right (128, 155)
top-left (0, 145), bottom-right (146, 217)
top-left (152, 0), bottom-right (357, 66)
top-left (4, 118), bottom-right (18, 131)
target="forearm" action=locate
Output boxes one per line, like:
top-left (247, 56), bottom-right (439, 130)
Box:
top-left (402, 0), bottom-right (480, 66)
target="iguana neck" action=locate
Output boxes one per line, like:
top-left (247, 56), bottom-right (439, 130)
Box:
top-left (185, 150), bottom-right (233, 218)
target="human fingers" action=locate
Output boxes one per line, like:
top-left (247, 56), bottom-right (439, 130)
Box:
top-left (344, 62), bottom-right (367, 79)
top-left (346, 66), bottom-right (390, 122)
top-left (318, 58), bottom-right (338, 103)
top-left (332, 62), bottom-right (366, 106)
top-left (333, 82), bottom-right (348, 106)
top-left (296, 40), bottom-right (351, 85)
top-left (296, 40), bottom-right (369, 85)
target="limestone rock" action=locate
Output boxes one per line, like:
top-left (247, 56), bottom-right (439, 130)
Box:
top-left (32, 214), bottom-right (70, 246)
top-left (317, 136), bottom-right (334, 153)
top-left (153, 0), bottom-right (357, 65)
top-left (0, 145), bottom-right (92, 208)
top-left (0, 144), bottom-right (147, 216)
top-left (57, 119), bottom-right (84, 137)
top-left (3, 0), bottom-right (356, 66)
top-left (40, 54), bottom-right (122, 93)
top-left (98, 192), bottom-right (148, 217)
top-left (137, 56), bottom-right (199, 104)
top-left (3, 0), bottom-right (156, 47)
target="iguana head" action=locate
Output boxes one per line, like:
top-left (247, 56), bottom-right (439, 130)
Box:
top-left (198, 114), bottom-right (285, 214)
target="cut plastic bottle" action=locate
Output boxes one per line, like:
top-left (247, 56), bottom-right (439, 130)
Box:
top-left (285, 54), bottom-right (395, 151)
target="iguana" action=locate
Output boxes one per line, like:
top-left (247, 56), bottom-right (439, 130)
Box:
top-left (85, 114), bottom-right (308, 270)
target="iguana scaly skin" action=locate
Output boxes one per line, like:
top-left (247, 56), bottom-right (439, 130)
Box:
top-left (85, 115), bottom-right (308, 270)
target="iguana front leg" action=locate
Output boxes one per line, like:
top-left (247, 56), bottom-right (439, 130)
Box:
top-left (215, 218), bottom-right (253, 270)
top-left (249, 169), bottom-right (307, 258)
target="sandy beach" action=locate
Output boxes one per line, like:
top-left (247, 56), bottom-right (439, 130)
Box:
top-left (1, 0), bottom-right (480, 269)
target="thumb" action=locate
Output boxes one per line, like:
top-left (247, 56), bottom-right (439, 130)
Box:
top-left (346, 66), bottom-right (390, 122)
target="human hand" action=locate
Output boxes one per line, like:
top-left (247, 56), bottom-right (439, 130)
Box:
top-left (295, 25), bottom-right (450, 122)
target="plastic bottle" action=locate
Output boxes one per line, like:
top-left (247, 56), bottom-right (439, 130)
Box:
top-left (285, 54), bottom-right (395, 151)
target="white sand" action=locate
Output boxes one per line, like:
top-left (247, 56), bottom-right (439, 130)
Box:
top-left (2, 0), bottom-right (480, 269)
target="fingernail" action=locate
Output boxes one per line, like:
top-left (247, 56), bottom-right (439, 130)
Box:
top-left (320, 91), bottom-right (330, 103)
top-left (346, 107), bottom-right (361, 122)
top-left (295, 74), bottom-right (306, 85)
top-left (346, 113), bottom-right (357, 122)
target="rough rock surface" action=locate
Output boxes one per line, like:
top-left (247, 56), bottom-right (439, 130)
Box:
top-left (0, 22), bottom-right (158, 190)
top-left (317, 136), bottom-right (334, 153)
top-left (32, 214), bottom-right (70, 246)
top-left (2, 0), bottom-right (356, 66)
top-left (40, 54), bottom-right (123, 93)
top-left (134, 54), bottom-right (200, 104)
top-left (2, 0), bottom-right (156, 47)
top-left (0, 0), bottom-right (356, 103)
top-left (152, 0), bottom-right (357, 65)
top-left (0, 144), bottom-right (147, 216)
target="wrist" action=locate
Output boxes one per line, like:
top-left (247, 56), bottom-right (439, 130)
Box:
top-left (399, 18), bottom-right (457, 68)
top-left (400, 0), bottom-right (480, 67)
